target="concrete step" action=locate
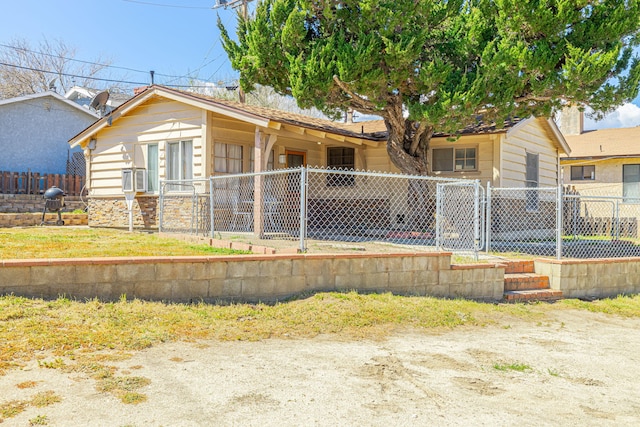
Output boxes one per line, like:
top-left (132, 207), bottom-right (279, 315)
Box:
top-left (504, 273), bottom-right (550, 291)
top-left (503, 289), bottom-right (563, 303)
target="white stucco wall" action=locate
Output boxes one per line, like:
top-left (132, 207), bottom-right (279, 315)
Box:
top-left (0, 94), bottom-right (97, 174)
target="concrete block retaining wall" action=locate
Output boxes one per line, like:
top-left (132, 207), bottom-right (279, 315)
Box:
top-left (0, 213), bottom-right (88, 227)
top-left (535, 258), bottom-right (640, 299)
top-left (0, 253), bottom-right (504, 303)
top-left (0, 195), bottom-right (85, 213)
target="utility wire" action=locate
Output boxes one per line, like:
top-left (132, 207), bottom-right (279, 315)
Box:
top-left (0, 43), bottom-right (176, 78)
top-left (122, 0), bottom-right (214, 9)
top-left (0, 62), bottom-right (233, 89)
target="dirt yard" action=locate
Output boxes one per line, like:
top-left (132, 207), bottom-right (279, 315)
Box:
top-left (2, 308), bottom-right (639, 426)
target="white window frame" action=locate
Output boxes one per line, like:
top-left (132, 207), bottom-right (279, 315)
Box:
top-left (570, 165), bottom-right (595, 181)
top-left (147, 143), bottom-right (159, 193)
top-left (166, 140), bottom-right (193, 181)
top-left (525, 151), bottom-right (539, 212)
top-left (431, 146), bottom-right (478, 172)
top-left (623, 164), bottom-right (640, 203)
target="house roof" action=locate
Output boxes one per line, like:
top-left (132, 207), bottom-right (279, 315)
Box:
top-left (68, 85), bottom-right (569, 154)
top-left (64, 86), bottom-right (130, 106)
top-left (345, 115), bottom-right (570, 154)
top-left (344, 117), bottom-right (527, 137)
top-left (69, 85), bottom-right (386, 148)
top-left (0, 91), bottom-right (100, 118)
top-left (562, 126), bottom-right (640, 159)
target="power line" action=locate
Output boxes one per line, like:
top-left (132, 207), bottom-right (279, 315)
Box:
top-left (122, 0), bottom-right (213, 9)
top-left (0, 43), bottom-right (176, 78)
top-left (0, 61), bottom-right (236, 89)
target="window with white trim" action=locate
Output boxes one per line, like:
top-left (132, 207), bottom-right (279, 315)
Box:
top-left (571, 165), bottom-right (595, 181)
top-left (432, 147), bottom-right (477, 172)
top-left (623, 164), bottom-right (640, 202)
top-left (147, 143), bottom-right (159, 193)
top-left (167, 140), bottom-right (193, 180)
top-left (525, 152), bottom-right (539, 211)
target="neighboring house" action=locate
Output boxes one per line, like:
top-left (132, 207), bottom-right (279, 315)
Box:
top-left (560, 107), bottom-right (640, 200)
top-left (64, 86), bottom-right (130, 116)
top-left (0, 91), bottom-right (99, 176)
top-left (558, 107), bottom-right (640, 238)
top-left (68, 85), bottom-right (568, 229)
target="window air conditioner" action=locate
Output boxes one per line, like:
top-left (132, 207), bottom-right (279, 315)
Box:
top-left (122, 168), bottom-right (147, 192)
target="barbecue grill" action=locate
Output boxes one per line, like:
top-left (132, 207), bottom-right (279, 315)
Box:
top-left (41, 186), bottom-right (66, 226)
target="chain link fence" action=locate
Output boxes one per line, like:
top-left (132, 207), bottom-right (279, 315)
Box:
top-left (160, 168), bottom-right (478, 253)
top-left (486, 186), bottom-right (560, 257)
top-left (561, 185), bottom-right (640, 258)
top-left (159, 169), bottom-right (640, 259)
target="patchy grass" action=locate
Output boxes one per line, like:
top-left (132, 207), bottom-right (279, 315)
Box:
top-left (0, 227), bottom-right (246, 259)
top-left (1, 293), bottom-right (639, 379)
top-left (29, 415), bottom-right (49, 425)
top-left (493, 362), bottom-right (532, 372)
top-left (30, 391), bottom-right (62, 408)
top-left (0, 292), bottom-right (539, 374)
top-left (559, 294), bottom-right (640, 317)
top-left (0, 391), bottom-right (61, 422)
top-left (97, 376), bottom-right (151, 404)
top-left (16, 381), bottom-right (39, 389)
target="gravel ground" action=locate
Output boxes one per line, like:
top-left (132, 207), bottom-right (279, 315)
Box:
top-left (2, 308), bottom-right (639, 426)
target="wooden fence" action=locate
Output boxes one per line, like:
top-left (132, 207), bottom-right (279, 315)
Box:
top-left (0, 171), bottom-right (86, 196)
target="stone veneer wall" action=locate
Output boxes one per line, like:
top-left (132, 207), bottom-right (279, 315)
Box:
top-left (535, 258), bottom-right (640, 299)
top-left (0, 195), bottom-right (85, 213)
top-left (89, 197), bottom-right (157, 229)
top-left (0, 252), bottom-right (505, 303)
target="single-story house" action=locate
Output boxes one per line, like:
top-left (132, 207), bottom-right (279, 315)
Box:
top-left (558, 107), bottom-right (640, 237)
top-left (560, 107), bottom-right (640, 199)
top-left (0, 91), bottom-right (99, 176)
top-left (68, 85), bottom-right (569, 230)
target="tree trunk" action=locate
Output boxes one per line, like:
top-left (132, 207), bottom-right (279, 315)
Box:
top-left (384, 117), bottom-right (432, 176)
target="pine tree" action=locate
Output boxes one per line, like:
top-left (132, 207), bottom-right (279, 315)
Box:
top-left (220, 0), bottom-right (640, 175)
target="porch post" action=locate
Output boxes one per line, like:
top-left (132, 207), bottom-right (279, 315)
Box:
top-left (253, 128), bottom-right (264, 237)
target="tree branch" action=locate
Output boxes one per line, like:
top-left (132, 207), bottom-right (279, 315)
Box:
top-left (332, 75), bottom-right (384, 116)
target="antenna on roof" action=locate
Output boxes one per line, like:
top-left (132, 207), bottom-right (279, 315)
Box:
top-left (89, 90), bottom-right (110, 117)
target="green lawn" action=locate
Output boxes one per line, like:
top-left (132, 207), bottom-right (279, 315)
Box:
top-left (0, 227), bottom-right (245, 259)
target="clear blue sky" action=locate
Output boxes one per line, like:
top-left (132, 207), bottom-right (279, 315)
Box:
top-left (0, 0), bottom-right (243, 87)
top-left (1, 0), bottom-right (638, 129)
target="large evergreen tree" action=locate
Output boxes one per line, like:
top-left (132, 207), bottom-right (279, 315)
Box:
top-left (220, 0), bottom-right (640, 175)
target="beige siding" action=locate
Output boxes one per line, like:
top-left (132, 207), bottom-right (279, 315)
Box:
top-left (89, 97), bottom-right (205, 196)
top-left (561, 157), bottom-right (640, 197)
top-left (429, 134), bottom-right (495, 184)
top-left (365, 145), bottom-right (400, 173)
top-left (502, 119), bottom-right (559, 188)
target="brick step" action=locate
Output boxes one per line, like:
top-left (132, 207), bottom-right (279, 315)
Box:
top-left (504, 273), bottom-right (550, 291)
top-left (503, 260), bottom-right (535, 274)
top-left (503, 289), bottom-right (563, 303)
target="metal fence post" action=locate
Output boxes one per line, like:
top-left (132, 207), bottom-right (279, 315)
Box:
top-left (556, 185), bottom-right (563, 260)
top-left (435, 184), bottom-right (442, 250)
top-left (474, 180), bottom-right (480, 260)
top-left (299, 167), bottom-right (307, 253)
top-left (209, 176), bottom-right (215, 238)
top-left (486, 181), bottom-right (492, 253)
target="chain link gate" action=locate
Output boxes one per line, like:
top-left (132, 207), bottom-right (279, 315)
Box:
top-left (436, 180), bottom-right (483, 256)
top-left (159, 179), bottom-right (210, 236)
